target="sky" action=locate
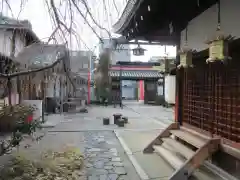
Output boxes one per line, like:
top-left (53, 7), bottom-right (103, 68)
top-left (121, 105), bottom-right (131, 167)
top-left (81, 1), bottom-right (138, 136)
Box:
top-left (1, 0), bottom-right (176, 62)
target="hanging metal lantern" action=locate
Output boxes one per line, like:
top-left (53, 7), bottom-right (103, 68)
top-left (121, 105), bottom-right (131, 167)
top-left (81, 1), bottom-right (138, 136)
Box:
top-left (177, 46), bottom-right (193, 69)
top-left (206, 1), bottom-right (232, 63)
top-left (206, 29), bottom-right (232, 63)
top-left (177, 22), bottom-right (194, 69)
top-left (164, 56), bottom-right (170, 73)
top-left (132, 45), bottom-right (146, 56)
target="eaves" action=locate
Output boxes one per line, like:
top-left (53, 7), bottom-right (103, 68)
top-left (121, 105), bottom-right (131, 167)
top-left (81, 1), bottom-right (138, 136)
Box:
top-left (113, 0), bottom-right (144, 34)
top-left (0, 24), bottom-right (40, 43)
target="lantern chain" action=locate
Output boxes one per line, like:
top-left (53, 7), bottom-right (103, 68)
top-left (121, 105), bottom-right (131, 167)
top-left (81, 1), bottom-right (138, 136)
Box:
top-left (217, 0), bottom-right (221, 30)
top-left (185, 23), bottom-right (188, 46)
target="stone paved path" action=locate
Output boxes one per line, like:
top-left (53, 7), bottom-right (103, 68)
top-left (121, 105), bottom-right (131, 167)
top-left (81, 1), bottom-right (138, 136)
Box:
top-left (83, 131), bottom-right (129, 180)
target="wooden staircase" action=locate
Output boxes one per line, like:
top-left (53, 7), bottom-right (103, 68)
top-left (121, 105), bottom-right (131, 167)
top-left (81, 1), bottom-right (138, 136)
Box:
top-left (143, 123), bottom-right (220, 180)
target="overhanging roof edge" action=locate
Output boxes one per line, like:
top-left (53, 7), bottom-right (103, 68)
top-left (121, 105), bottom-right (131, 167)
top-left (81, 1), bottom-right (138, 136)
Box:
top-left (113, 0), bottom-right (144, 34)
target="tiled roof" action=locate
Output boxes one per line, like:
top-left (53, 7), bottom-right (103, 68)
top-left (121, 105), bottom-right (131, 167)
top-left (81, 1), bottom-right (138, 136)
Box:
top-left (112, 0), bottom-right (142, 34)
top-left (110, 70), bottom-right (162, 78)
top-left (0, 15), bottom-right (39, 42)
top-left (15, 43), bottom-right (66, 67)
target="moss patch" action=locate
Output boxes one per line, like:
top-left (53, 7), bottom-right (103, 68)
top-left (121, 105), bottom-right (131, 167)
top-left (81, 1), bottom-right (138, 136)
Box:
top-left (0, 146), bottom-right (85, 180)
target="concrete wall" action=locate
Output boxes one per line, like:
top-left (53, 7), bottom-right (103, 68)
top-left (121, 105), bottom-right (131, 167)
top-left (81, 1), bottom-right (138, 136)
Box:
top-left (180, 0), bottom-right (240, 51)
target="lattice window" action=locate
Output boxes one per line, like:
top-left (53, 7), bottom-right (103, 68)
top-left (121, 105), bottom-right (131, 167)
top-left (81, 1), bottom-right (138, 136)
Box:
top-left (182, 62), bottom-right (240, 143)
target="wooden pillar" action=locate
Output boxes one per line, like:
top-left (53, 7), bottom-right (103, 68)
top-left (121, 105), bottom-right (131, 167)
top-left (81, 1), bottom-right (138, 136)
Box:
top-left (87, 70), bottom-right (91, 104)
top-left (7, 78), bottom-right (12, 106)
top-left (17, 76), bottom-right (21, 103)
top-left (175, 32), bottom-right (182, 124)
top-left (139, 80), bottom-right (144, 101)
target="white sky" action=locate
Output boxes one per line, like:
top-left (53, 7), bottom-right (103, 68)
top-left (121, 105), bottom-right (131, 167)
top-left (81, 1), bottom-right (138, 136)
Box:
top-left (1, 0), bottom-right (176, 61)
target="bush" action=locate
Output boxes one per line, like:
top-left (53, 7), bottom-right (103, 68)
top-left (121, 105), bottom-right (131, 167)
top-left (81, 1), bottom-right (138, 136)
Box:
top-left (0, 104), bottom-right (35, 133)
top-left (0, 104), bottom-right (43, 156)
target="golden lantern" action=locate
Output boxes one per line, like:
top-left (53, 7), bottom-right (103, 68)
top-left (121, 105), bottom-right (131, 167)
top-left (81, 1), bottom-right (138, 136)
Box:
top-left (206, 1), bottom-right (232, 64)
top-left (177, 46), bottom-right (193, 69)
top-left (206, 28), bottom-right (232, 63)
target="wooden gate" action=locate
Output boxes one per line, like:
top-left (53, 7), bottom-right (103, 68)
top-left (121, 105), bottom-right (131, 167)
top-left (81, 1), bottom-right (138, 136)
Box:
top-left (181, 60), bottom-right (240, 147)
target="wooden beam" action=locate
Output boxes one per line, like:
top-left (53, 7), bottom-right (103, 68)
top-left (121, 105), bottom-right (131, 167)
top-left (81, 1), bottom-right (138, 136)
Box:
top-left (169, 138), bottom-right (220, 180)
top-left (182, 123), bottom-right (240, 159)
top-left (143, 122), bottom-right (179, 153)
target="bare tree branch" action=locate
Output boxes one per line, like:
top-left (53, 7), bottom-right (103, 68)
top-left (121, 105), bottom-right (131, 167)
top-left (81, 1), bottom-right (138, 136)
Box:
top-left (113, 0), bottom-right (119, 17)
top-left (2, 0), bottom-right (14, 17)
top-left (17, 0), bottom-right (28, 19)
top-left (0, 56), bottom-right (63, 78)
top-left (70, 0), bottom-right (103, 42)
top-left (79, 0), bottom-right (111, 38)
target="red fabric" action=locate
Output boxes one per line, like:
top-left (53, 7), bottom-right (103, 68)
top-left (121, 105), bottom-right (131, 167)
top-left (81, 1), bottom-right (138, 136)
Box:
top-left (26, 115), bottom-right (33, 123)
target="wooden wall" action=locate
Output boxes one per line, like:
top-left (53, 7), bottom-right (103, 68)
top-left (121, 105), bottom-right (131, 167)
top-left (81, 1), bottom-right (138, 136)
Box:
top-left (180, 39), bottom-right (240, 147)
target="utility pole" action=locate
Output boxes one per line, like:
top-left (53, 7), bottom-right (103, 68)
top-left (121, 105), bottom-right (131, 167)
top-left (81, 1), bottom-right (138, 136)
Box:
top-left (59, 76), bottom-right (63, 114)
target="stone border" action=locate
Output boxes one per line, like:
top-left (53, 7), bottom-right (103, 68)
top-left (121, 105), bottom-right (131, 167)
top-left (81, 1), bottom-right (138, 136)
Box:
top-left (123, 105), bottom-right (169, 128)
top-left (114, 130), bottom-right (149, 180)
top-left (48, 128), bottom-right (165, 133)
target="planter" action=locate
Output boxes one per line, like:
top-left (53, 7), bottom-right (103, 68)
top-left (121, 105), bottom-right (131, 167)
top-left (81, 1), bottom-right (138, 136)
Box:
top-left (122, 116), bottom-right (128, 124)
top-left (79, 108), bottom-right (88, 113)
top-left (113, 113), bottom-right (122, 125)
top-left (117, 119), bottom-right (125, 127)
top-left (103, 117), bottom-right (110, 125)
top-left (63, 103), bottom-right (69, 112)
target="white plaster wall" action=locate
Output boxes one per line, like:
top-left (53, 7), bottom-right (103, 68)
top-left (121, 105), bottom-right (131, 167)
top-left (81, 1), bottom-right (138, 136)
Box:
top-left (46, 80), bottom-right (54, 97)
top-left (0, 30), bottom-right (11, 56)
top-left (164, 75), bottom-right (176, 104)
top-left (0, 30), bottom-right (26, 57)
top-left (55, 78), bottom-right (60, 97)
top-left (15, 34), bottom-right (26, 56)
top-left (180, 0), bottom-right (240, 51)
